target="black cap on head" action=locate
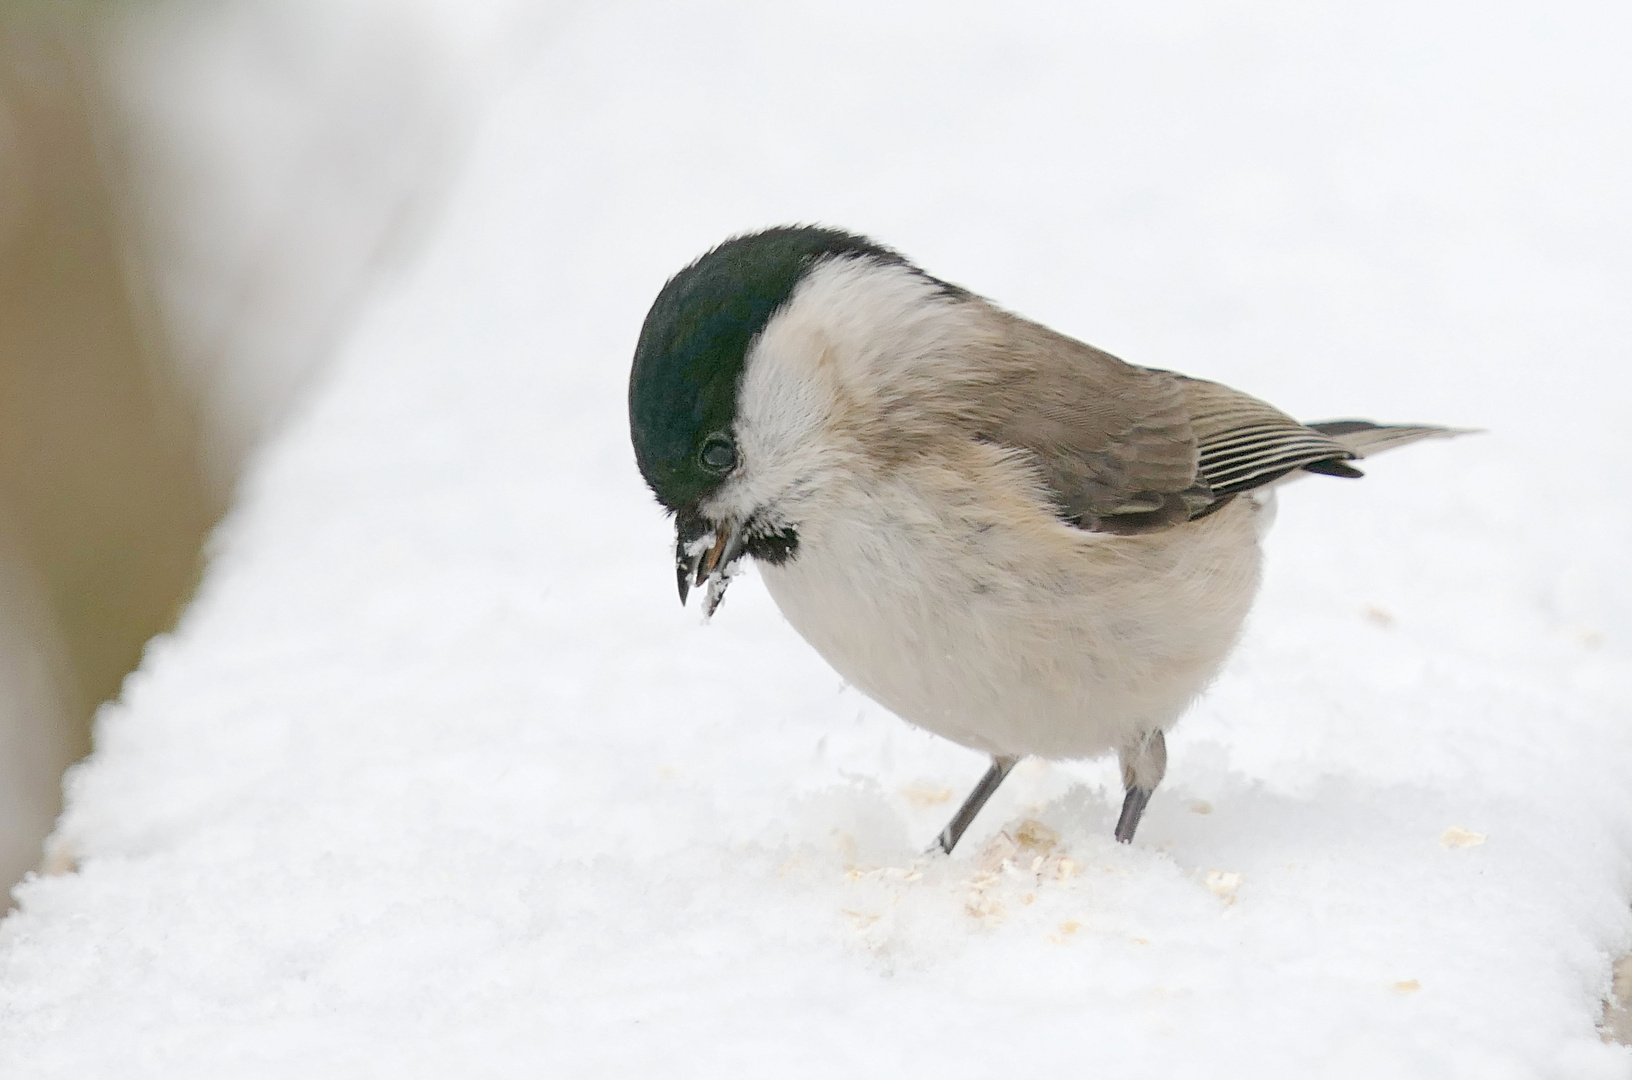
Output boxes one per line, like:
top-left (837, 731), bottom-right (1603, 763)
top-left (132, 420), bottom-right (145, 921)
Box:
top-left (628, 225), bottom-right (906, 512)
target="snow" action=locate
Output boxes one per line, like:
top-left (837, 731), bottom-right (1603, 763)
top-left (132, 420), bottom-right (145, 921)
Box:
top-left (3, 0), bottom-right (1631, 1074)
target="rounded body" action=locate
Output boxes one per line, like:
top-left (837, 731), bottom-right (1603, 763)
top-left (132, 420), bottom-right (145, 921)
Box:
top-left (758, 465), bottom-right (1266, 759)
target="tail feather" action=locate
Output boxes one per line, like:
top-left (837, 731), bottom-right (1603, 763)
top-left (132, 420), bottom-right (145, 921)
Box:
top-left (1305, 420), bottom-right (1474, 459)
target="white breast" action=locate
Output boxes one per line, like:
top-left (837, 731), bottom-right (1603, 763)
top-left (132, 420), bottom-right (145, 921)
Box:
top-left (757, 468), bottom-right (1264, 759)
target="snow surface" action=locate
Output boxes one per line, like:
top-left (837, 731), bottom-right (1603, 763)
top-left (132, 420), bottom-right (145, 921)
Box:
top-left (4, 0), bottom-right (1631, 1075)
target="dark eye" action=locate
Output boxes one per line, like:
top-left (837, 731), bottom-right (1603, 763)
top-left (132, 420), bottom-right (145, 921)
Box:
top-left (698, 434), bottom-right (737, 473)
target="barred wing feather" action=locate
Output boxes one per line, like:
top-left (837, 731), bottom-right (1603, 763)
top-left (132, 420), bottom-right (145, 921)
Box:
top-left (1177, 377), bottom-right (1356, 496)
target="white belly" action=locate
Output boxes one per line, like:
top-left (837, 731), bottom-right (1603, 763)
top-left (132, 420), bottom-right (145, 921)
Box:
top-left (758, 482), bottom-right (1266, 759)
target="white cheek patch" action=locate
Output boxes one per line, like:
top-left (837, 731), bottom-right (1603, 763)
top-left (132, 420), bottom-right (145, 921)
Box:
top-left (737, 328), bottom-right (830, 475)
top-left (705, 257), bottom-right (958, 525)
top-left (704, 287), bottom-right (838, 524)
top-left (707, 360), bottom-right (828, 524)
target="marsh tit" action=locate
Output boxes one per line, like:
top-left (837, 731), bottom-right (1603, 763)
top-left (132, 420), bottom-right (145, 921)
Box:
top-left (629, 226), bottom-right (1461, 854)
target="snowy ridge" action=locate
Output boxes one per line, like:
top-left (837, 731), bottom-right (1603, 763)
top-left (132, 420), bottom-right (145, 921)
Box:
top-left (3, 1), bottom-right (1630, 1075)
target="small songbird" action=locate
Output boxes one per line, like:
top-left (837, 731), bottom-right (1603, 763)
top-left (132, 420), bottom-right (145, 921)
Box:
top-left (628, 226), bottom-right (1461, 854)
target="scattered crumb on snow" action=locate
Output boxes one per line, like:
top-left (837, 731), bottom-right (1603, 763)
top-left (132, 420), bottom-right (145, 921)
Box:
top-left (897, 782), bottom-right (953, 809)
top-left (1204, 870), bottom-right (1244, 905)
top-left (1363, 605), bottom-right (1396, 628)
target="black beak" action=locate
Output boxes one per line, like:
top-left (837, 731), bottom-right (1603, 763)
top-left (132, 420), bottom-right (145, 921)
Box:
top-left (674, 509), bottom-right (745, 617)
top-left (675, 509), bottom-right (709, 606)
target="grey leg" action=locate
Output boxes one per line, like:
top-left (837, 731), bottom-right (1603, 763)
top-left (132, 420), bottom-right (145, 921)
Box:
top-left (1114, 729), bottom-right (1167, 844)
top-left (932, 755), bottom-right (1020, 855)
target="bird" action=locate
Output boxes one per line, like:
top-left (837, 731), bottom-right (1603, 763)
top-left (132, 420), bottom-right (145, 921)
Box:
top-left (628, 225), bottom-right (1463, 856)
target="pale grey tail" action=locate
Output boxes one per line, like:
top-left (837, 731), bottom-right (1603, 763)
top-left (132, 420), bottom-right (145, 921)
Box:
top-left (1306, 420), bottom-right (1472, 459)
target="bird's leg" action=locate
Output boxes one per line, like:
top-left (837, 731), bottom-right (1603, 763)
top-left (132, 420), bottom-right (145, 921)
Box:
top-left (1114, 729), bottom-right (1167, 844)
top-left (931, 755), bottom-right (1019, 855)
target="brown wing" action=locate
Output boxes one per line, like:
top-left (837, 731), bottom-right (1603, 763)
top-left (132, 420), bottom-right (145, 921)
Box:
top-left (975, 314), bottom-right (1211, 535)
top-left (971, 311), bottom-right (1360, 535)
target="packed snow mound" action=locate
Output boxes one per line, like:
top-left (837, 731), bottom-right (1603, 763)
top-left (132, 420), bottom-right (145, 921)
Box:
top-left (3, 1), bottom-right (1630, 1076)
